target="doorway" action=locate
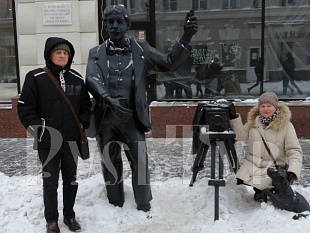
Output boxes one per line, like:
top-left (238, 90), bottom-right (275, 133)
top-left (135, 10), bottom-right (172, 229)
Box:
top-left (247, 47), bottom-right (260, 82)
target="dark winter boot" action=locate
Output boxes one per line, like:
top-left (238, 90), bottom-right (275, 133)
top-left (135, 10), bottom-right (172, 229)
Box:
top-left (137, 203), bottom-right (151, 212)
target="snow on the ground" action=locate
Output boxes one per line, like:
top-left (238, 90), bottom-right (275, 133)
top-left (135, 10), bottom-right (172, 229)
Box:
top-left (1, 171), bottom-right (310, 233)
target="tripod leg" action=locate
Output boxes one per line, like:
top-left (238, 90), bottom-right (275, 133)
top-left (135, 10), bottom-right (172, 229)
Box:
top-left (219, 149), bottom-right (224, 180)
top-left (210, 140), bottom-right (216, 179)
top-left (193, 141), bottom-right (209, 168)
top-left (209, 140), bottom-right (225, 221)
top-left (189, 142), bottom-right (209, 186)
top-left (214, 186), bottom-right (219, 221)
top-left (224, 140), bottom-right (235, 173)
top-left (226, 139), bottom-right (239, 173)
top-left (210, 140), bottom-right (219, 220)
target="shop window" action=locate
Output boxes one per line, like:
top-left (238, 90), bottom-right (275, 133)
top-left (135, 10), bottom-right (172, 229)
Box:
top-left (0, 0), bottom-right (18, 100)
top-left (0, 1), bottom-right (12, 18)
top-left (103, 1), bottom-right (310, 100)
top-left (192, 0), bottom-right (208, 10)
top-left (107, 0), bottom-right (135, 12)
top-left (222, 43), bottom-right (239, 68)
top-left (222, 0), bottom-right (236, 9)
top-left (163, 0), bottom-right (177, 11)
top-left (281, 0), bottom-right (295, 6)
top-left (253, 0), bottom-right (261, 8)
top-left (307, 43), bottom-right (310, 65)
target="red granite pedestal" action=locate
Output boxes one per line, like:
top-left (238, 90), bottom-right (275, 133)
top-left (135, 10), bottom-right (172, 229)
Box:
top-left (149, 101), bottom-right (310, 139)
top-left (0, 96), bottom-right (26, 138)
top-left (1, 98), bottom-right (310, 139)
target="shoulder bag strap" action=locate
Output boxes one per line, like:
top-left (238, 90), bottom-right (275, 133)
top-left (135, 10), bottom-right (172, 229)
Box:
top-left (43, 67), bottom-right (85, 140)
top-left (259, 132), bottom-right (277, 166)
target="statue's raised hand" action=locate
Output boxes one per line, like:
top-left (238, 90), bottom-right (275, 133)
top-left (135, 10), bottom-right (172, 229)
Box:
top-left (181, 10), bottom-right (198, 43)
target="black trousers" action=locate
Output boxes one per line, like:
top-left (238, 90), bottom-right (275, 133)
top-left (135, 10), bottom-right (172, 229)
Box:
top-left (282, 73), bottom-right (301, 94)
top-left (248, 74), bottom-right (261, 92)
top-left (97, 110), bottom-right (152, 206)
top-left (38, 145), bottom-right (78, 223)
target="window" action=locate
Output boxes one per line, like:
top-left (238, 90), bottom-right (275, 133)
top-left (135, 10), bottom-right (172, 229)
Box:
top-left (0, 0), bottom-right (18, 100)
top-left (281, 0), bottom-right (295, 6)
top-left (192, 0), bottom-right (208, 10)
top-left (102, 0), bottom-right (310, 101)
top-left (253, 0), bottom-right (261, 8)
top-left (222, 43), bottom-right (239, 67)
top-left (163, 0), bottom-right (177, 11)
top-left (107, 0), bottom-right (135, 12)
top-left (222, 0), bottom-right (236, 9)
top-left (0, 0), bottom-right (12, 18)
top-left (307, 43), bottom-right (310, 65)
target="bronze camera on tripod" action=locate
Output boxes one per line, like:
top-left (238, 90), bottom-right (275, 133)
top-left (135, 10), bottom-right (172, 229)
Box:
top-left (203, 103), bottom-right (231, 132)
top-left (190, 101), bottom-right (238, 221)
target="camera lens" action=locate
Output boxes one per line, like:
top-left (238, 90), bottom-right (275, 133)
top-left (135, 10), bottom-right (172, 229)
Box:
top-left (212, 115), bottom-right (222, 126)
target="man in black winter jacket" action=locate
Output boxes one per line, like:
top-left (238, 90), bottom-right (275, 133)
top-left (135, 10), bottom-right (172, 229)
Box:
top-left (18, 37), bottom-right (91, 233)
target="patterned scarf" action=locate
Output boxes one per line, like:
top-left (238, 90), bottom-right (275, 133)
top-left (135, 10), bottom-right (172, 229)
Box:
top-left (59, 70), bottom-right (66, 92)
top-left (259, 109), bottom-right (280, 129)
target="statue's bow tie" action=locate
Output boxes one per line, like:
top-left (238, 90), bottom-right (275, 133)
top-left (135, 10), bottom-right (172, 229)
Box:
top-left (107, 46), bottom-right (131, 56)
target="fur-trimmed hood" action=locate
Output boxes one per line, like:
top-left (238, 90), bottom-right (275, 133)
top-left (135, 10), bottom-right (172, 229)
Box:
top-left (246, 104), bottom-right (292, 130)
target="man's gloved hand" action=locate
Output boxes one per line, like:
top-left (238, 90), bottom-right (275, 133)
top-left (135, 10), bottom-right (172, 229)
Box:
top-left (287, 171), bottom-right (297, 185)
top-left (105, 96), bottom-right (133, 121)
top-left (180, 11), bottom-right (198, 44)
top-left (228, 103), bottom-right (238, 119)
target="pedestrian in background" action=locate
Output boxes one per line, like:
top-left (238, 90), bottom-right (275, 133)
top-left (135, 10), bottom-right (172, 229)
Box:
top-left (208, 57), bottom-right (223, 95)
top-left (247, 58), bottom-right (262, 94)
top-left (18, 37), bottom-right (92, 233)
top-left (193, 64), bottom-right (206, 98)
top-left (281, 52), bottom-right (303, 95)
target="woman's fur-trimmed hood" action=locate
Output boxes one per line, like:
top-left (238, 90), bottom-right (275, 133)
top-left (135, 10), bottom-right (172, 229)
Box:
top-left (246, 104), bottom-right (292, 130)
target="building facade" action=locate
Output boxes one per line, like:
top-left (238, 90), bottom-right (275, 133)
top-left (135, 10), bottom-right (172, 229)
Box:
top-left (1, 0), bottom-right (310, 101)
top-left (1, 0), bottom-right (310, 137)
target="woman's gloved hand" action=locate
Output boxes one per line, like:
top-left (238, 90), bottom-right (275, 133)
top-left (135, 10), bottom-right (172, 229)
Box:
top-left (287, 172), bottom-right (297, 185)
top-left (227, 102), bottom-right (238, 119)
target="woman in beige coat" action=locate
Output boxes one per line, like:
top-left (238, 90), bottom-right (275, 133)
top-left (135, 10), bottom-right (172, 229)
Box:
top-left (229, 92), bottom-right (303, 201)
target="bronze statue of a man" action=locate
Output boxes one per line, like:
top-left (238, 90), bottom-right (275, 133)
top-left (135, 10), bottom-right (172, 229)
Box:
top-left (86, 4), bottom-right (198, 212)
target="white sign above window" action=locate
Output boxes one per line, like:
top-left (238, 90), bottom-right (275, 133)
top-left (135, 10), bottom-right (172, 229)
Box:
top-left (42, 3), bottom-right (72, 26)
